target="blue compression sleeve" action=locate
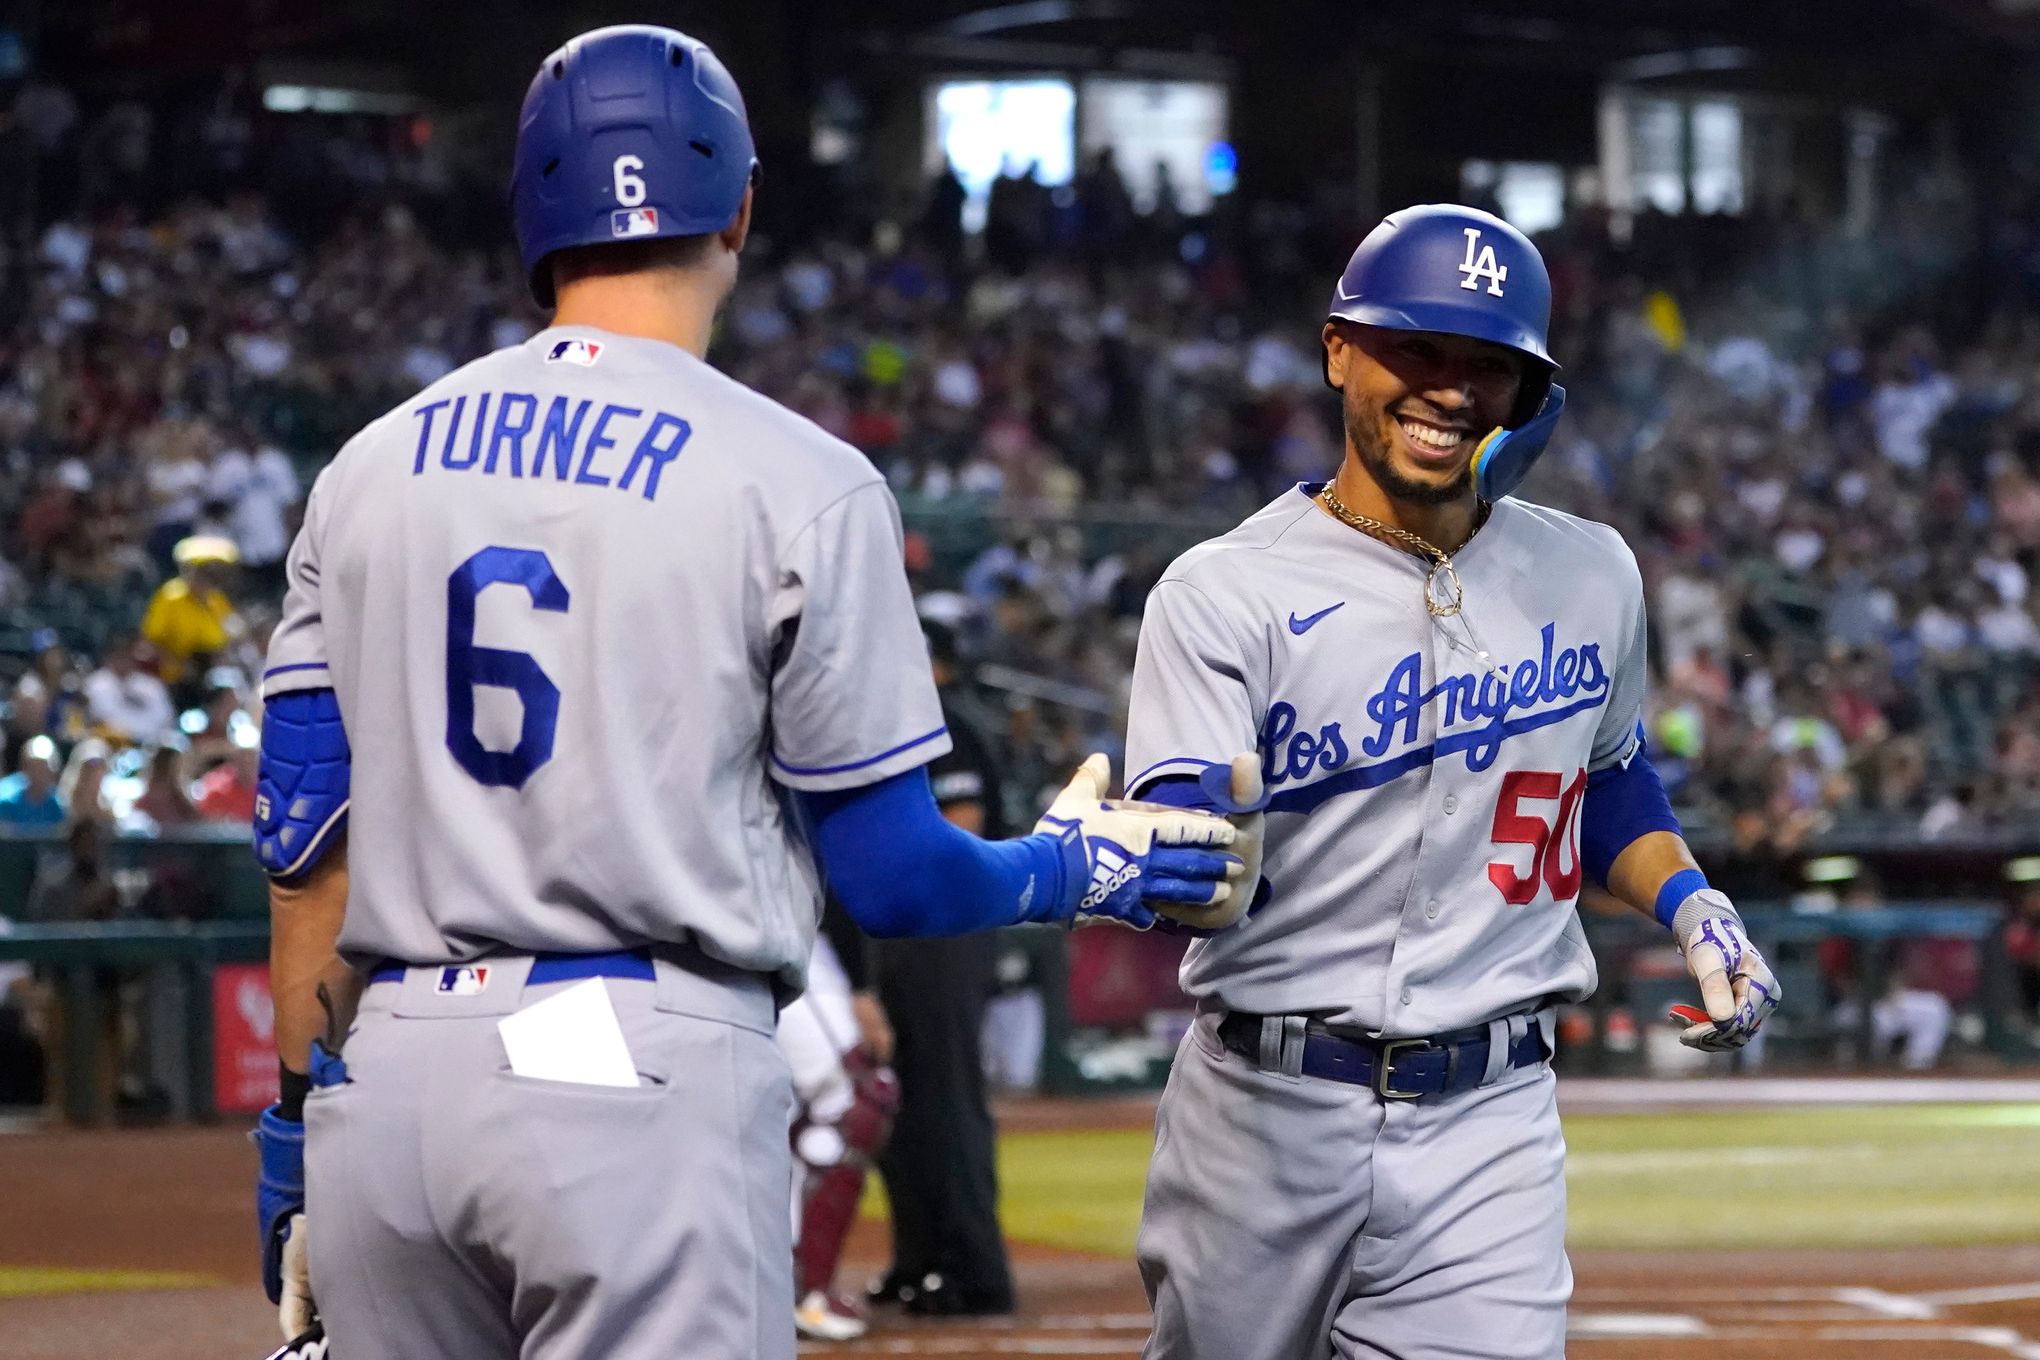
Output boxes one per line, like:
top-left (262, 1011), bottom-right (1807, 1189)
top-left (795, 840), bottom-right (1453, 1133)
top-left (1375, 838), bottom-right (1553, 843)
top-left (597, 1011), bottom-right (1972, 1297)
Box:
top-left (254, 688), bottom-right (352, 881)
top-left (1580, 738), bottom-right (1684, 888)
top-left (1139, 774), bottom-right (1218, 812)
top-left (1132, 760), bottom-right (1272, 815)
top-left (1139, 774), bottom-right (1273, 927)
top-left (798, 768), bottom-right (1069, 937)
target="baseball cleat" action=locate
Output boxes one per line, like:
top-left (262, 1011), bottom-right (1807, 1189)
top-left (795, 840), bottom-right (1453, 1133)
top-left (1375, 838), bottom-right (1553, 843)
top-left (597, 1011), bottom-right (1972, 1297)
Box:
top-left (901, 1273), bottom-right (1016, 1317)
top-left (796, 1289), bottom-right (870, 1341)
top-left (867, 1266), bottom-right (922, 1307)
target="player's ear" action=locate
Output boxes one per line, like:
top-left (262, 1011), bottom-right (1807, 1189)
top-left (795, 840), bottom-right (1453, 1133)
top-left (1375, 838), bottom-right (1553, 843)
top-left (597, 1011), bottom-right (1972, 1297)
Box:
top-left (721, 182), bottom-right (755, 256)
top-left (1322, 321), bottom-right (1348, 391)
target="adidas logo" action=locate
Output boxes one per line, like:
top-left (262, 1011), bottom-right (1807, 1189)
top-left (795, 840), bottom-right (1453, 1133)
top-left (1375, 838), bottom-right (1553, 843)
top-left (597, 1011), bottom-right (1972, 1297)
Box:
top-left (1082, 845), bottom-right (1141, 911)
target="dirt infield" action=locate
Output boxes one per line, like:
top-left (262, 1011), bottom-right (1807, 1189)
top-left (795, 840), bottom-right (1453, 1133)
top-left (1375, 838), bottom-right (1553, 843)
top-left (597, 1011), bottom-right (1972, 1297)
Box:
top-left (6, 1113), bottom-right (2040, 1359)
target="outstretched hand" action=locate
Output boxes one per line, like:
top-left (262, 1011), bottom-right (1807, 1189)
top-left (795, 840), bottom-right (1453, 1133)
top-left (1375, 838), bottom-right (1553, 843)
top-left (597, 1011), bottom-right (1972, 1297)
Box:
top-left (1035, 753), bottom-right (1242, 930)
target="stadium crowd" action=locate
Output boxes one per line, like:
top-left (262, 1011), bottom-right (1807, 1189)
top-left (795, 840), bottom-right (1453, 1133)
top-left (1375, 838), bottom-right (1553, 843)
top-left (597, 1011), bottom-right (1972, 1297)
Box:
top-left (0, 85), bottom-right (2036, 901)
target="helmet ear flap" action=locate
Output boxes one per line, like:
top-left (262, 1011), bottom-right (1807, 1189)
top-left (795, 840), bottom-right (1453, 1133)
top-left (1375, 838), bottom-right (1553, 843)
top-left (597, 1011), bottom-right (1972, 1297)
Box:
top-left (1509, 370), bottom-right (1555, 430)
top-left (1476, 384), bottom-right (1567, 502)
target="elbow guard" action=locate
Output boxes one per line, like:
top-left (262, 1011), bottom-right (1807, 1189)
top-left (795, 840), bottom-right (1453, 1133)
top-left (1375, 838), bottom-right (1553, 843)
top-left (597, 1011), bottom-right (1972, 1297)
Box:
top-left (1580, 735), bottom-right (1683, 888)
top-left (255, 688), bottom-right (351, 881)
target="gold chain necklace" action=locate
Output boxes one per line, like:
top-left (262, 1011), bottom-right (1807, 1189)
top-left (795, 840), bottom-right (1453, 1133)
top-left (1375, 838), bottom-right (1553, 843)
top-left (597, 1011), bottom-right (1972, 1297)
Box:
top-left (1316, 484), bottom-right (1489, 618)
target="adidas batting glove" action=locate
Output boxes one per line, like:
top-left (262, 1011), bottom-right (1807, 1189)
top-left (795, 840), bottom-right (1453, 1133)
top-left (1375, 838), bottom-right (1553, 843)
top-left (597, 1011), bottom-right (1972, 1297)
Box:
top-left (1035, 753), bottom-right (1242, 930)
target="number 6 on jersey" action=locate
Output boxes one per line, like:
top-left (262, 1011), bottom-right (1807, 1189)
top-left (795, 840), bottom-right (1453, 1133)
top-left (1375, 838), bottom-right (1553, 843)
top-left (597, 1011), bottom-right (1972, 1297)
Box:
top-left (445, 546), bottom-right (570, 788)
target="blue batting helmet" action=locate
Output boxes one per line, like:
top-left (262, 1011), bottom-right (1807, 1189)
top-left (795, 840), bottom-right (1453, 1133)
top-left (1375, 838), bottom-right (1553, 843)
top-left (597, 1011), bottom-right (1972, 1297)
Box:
top-left (511, 25), bottom-right (758, 307)
top-left (1325, 204), bottom-right (1557, 429)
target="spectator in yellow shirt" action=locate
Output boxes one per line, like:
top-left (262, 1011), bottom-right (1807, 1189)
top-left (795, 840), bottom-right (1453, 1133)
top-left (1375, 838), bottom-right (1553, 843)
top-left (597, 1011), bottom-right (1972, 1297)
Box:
top-left (140, 535), bottom-right (242, 697)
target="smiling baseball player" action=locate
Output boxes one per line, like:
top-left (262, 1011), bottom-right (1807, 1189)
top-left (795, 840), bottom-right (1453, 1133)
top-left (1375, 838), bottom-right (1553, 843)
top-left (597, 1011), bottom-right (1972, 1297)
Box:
top-left (1123, 204), bottom-right (1781, 1360)
top-left (247, 25), bottom-right (1241, 1360)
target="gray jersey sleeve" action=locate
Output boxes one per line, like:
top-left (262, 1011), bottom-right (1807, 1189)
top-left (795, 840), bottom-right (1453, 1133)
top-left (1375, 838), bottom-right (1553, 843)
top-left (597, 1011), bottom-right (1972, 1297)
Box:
top-left (1124, 578), bottom-right (1260, 797)
top-left (1587, 551), bottom-right (1648, 772)
top-left (262, 467), bottom-right (337, 700)
top-left (768, 481), bottom-right (950, 791)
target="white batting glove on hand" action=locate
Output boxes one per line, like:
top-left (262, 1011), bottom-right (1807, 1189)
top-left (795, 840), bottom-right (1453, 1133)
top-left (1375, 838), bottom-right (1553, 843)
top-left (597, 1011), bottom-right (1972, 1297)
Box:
top-left (1669, 892), bottom-right (1782, 1051)
top-left (277, 1211), bottom-right (317, 1340)
top-left (1035, 753), bottom-right (1242, 930)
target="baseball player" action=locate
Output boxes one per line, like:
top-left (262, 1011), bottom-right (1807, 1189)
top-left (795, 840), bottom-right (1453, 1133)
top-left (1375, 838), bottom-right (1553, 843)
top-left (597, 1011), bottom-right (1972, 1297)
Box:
top-left (247, 26), bottom-right (1245, 1360)
top-left (778, 931), bottom-right (897, 1341)
top-left (1122, 204), bottom-right (1782, 1360)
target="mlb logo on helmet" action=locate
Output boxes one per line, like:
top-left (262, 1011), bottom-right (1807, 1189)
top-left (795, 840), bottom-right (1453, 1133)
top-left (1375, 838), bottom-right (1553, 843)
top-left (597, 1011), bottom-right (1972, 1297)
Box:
top-left (437, 965), bottom-right (492, 996)
top-left (611, 206), bottom-right (660, 238)
top-left (546, 338), bottom-right (604, 366)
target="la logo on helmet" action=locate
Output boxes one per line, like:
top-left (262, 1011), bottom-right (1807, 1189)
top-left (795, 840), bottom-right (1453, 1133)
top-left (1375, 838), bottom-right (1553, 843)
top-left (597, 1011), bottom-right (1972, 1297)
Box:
top-left (1457, 227), bottom-right (1508, 296)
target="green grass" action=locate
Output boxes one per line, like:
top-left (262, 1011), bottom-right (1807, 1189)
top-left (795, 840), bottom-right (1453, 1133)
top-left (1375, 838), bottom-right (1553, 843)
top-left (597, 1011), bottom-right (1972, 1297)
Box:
top-left (0, 1267), bottom-right (221, 1297)
top-left (861, 1105), bottom-right (2040, 1257)
top-left (995, 1129), bottom-right (1161, 1256)
top-left (1565, 1105), bottom-right (2040, 1249)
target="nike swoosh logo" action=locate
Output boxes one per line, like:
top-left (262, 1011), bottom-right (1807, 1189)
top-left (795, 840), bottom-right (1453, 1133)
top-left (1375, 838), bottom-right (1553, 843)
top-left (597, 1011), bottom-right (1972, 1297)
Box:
top-left (1288, 602), bottom-right (1345, 635)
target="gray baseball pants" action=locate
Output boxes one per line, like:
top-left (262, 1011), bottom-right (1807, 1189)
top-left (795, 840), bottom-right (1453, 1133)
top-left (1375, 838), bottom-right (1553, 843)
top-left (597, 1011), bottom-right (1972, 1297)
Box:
top-left (1138, 1010), bottom-right (1570, 1360)
top-left (304, 952), bottom-right (795, 1360)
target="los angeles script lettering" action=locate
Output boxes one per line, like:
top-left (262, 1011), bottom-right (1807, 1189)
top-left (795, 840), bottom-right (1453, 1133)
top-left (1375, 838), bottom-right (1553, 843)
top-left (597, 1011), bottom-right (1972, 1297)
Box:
top-left (1260, 623), bottom-right (1608, 785)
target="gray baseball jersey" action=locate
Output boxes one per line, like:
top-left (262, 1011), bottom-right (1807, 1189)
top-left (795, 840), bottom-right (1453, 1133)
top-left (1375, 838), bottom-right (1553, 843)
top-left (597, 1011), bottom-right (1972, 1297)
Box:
top-left (262, 326), bottom-right (949, 990)
top-left (1125, 484), bottom-right (1646, 1037)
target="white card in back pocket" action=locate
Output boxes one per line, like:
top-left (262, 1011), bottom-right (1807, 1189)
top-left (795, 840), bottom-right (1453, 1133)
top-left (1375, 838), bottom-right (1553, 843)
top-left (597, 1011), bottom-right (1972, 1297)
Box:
top-left (497, 979), bottom-right (640, 1087)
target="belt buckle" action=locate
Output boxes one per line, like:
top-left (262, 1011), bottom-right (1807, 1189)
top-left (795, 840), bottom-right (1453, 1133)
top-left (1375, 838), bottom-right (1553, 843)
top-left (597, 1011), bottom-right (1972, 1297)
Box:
top-left (1373, 1037), bottom-right (1428, 1100)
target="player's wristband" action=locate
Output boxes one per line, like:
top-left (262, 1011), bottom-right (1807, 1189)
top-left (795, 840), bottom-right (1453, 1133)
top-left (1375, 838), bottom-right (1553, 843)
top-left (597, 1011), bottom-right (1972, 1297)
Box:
top-left (277, 1064), bottom-right (311, 1122)
top-left (1653, 869), bottom-right (1710, 931)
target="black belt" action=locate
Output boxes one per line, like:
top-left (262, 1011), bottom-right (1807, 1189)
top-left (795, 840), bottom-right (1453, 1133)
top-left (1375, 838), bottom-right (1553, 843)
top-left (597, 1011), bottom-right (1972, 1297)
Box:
top-left (1216, 1010), bottom-right (1548, 1100)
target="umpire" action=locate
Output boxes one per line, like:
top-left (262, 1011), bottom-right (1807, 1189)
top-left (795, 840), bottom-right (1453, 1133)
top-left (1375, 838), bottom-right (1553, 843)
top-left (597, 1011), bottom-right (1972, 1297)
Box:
top-left (867, 619), bottom-right (1016, 1316)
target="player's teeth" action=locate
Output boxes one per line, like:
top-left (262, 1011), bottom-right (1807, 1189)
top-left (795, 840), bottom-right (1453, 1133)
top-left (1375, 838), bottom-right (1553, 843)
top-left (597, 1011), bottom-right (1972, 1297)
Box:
top-left (1400, 420), bottom-right (1463, 450)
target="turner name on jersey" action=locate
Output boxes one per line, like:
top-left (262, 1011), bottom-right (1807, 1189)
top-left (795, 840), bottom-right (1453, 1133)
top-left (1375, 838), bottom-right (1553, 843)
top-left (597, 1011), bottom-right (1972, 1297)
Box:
top-left (260, 326), bottom-right (949, 989)
top-left (409, 390), bottom-right (692, 502)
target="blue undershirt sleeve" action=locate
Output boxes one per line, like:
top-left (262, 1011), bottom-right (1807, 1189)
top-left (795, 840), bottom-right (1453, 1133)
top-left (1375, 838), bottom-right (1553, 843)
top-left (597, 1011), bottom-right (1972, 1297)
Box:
top-left (1139, 775), bottom-right (1218, 812)
top-left (1138, 774), bottom-right (1273, 929)
top-left (797, 767), bottom-right (1070, 937)
top-left (1580, 739), bottom-right (1684, 888)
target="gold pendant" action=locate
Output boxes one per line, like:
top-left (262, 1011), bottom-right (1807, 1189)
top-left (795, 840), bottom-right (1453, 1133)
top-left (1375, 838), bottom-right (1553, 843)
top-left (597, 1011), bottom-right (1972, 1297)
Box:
top-left (1425, 560), bottom-right (1464, 617)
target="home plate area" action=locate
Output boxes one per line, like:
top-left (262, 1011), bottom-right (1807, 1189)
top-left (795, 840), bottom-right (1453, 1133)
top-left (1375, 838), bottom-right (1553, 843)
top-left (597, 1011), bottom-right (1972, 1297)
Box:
top-left (1567, 1282), bottom-right (2040, 1358)
top-left (794, 1257), bottom-right (2040, 1359)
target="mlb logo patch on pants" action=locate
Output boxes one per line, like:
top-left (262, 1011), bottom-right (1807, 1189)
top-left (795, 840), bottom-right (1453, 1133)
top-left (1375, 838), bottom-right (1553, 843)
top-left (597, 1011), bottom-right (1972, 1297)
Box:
top-left (438, 966), bottom-right (492, 996)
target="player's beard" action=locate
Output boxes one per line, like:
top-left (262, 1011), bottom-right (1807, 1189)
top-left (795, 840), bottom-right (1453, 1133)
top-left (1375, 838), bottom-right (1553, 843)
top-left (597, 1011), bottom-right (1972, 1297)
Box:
top-left (1343, 387), bottom-right (1473, 507)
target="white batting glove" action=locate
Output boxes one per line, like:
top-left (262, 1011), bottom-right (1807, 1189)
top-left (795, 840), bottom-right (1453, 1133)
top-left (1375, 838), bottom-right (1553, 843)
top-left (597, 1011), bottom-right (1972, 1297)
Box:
top-left (277, 1211), bottom-right (317, 1340)
top-left (1669, 891), bottom-right (1782, 1052)
top-left (1035, 754), bottom-right (1242, 930)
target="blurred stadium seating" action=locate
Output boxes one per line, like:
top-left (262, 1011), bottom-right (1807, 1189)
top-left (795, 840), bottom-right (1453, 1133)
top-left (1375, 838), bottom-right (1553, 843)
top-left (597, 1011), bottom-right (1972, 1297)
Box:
top-left (3, 5), bottom-right (2040, 1118)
